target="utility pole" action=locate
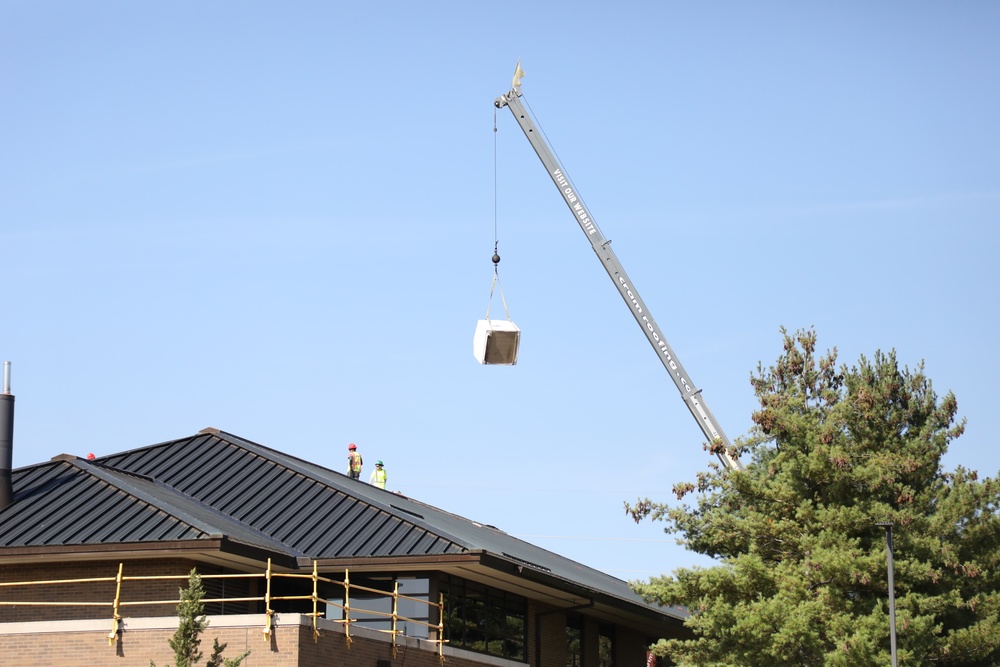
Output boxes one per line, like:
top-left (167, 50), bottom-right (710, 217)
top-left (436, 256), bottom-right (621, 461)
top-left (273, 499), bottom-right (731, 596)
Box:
top-left (875, 522), bottom-right (898, 667)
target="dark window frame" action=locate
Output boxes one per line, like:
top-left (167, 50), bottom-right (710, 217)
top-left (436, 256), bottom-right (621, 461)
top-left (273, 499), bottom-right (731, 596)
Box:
top-left (440, 573), bottom-right (527, 661)
top-left (566, 612), bottom-right (583, 667)
top-left (599, 622), bottom-right (616, 667)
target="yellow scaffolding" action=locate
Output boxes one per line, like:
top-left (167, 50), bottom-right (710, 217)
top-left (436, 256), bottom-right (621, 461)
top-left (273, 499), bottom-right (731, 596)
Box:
top-left (0, 560), bottom-right (447, 662)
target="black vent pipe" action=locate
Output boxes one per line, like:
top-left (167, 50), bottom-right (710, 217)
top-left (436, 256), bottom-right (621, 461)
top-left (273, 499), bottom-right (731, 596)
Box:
top-left (0, 361), bottom-right (14, 511)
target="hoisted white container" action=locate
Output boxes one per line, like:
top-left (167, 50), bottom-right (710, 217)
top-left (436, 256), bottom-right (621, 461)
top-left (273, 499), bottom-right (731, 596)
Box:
top-left (474, 245), bottom-right (520, 365)
top-left (473, 319), bottom-right (520, 365)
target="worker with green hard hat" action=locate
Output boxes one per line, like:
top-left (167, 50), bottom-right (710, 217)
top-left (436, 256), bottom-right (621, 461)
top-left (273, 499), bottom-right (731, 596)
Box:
top-left (369, 460), bottom-right (387, 489)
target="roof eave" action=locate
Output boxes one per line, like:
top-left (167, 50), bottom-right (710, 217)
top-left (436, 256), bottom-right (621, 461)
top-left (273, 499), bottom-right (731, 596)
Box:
top-left (306, 550), bottom-right (686, 630)
top-left (0, 537), bottom-right (299, 571)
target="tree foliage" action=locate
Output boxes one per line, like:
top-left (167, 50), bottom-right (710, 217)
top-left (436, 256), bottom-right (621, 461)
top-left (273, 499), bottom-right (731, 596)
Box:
top-left (151, 568), bottom-right (250, 667)
top-left (629, 328), bottom-right (1000, 666)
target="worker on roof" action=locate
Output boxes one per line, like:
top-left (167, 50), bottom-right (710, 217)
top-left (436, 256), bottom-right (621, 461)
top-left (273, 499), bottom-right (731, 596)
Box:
top-left (369, 460), bottom-right (387, 489)
top-left (347, 443), bottom-right (363, 480)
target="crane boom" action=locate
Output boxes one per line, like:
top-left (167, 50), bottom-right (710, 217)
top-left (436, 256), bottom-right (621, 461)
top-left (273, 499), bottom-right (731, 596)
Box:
top-left (495, 84), bottom-right (743, 471)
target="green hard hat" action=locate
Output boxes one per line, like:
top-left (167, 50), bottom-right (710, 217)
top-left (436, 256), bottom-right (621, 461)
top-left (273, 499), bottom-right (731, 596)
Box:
top-left (376, 460), bottom-right (383, 466)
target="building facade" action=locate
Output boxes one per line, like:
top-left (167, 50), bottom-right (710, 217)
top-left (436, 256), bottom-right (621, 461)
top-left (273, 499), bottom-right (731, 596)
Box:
top-left (0, 428), bottom-right (688, 666)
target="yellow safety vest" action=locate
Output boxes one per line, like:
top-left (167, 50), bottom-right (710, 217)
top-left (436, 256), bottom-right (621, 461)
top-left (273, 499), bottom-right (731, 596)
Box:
top-left (349, 452), bottom-right (363, 473)
top-left (370, 468), bottom-right (387, 489)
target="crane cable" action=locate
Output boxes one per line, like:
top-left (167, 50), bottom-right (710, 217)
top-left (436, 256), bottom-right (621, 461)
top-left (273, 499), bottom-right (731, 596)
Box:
top-left (486, 106), bottom-right (512, 323)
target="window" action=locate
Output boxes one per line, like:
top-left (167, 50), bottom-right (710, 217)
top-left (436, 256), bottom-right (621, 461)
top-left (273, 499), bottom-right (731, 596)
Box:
top-left (441, 573), bottom-right (526, 661)
top-left (196, 564), bottom-right (256, 615)
top-left (566, 613), bottom-right (583, 667)
top-left (395, 577), bottom-right (430, 638)
top-left (329, 575), bottom-right (430, 639)
top-left (599, 623), bottom-right (616, 667)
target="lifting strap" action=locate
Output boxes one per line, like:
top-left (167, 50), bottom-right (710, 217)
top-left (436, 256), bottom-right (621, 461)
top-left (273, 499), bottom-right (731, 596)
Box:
top-left (485, 264), bottom-right (513, 322)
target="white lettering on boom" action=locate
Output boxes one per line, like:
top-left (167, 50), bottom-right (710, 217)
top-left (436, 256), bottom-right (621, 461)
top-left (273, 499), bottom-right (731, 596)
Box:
top-left (553, 170), bottom-right (597, 235)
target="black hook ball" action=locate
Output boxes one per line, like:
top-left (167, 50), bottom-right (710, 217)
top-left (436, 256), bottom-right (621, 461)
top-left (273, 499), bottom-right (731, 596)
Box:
top-left (492, 252), bottom-right (501, 265)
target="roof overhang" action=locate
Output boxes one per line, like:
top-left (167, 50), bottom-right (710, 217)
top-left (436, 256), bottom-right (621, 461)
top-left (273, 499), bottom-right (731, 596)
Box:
top-left (0, 537), bottom-right (299, 572)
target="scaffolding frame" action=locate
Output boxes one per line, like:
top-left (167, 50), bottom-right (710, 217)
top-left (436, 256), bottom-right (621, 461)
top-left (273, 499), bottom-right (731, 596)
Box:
top-left (0, 559), bottom-right (447, 662)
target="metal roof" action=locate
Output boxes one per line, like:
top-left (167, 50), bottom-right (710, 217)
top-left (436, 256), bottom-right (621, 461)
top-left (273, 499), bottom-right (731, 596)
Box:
top-left (0, 428), bottom-right (684, 622)
top-left (0, 455), bottom-right (303, 558)
top-left (98, 430), bottom-right (467, 559)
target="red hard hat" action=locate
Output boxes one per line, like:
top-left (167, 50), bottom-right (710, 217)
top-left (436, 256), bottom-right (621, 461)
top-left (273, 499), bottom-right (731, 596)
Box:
top-left (348, 443), bottom-right (357, 450)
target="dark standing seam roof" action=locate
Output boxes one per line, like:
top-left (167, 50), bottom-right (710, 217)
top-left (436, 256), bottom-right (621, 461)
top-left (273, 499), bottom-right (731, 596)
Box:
top-left (1, 460), bottom-right (219, 548)
top-left (98, 430), bottom-right (468, 559)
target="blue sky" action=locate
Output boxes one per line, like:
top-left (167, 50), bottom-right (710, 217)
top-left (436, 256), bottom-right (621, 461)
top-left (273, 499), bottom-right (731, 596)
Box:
top-left (3, 2), bottom-right (998, 581)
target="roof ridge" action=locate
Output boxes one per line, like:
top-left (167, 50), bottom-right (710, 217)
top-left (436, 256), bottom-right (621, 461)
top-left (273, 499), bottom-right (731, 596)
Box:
top-left (205, 429), bottom-right (479, 552)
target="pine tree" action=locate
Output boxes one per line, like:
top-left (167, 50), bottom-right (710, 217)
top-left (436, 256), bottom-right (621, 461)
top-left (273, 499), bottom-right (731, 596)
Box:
top-left (629, 328), bottom-right (1000, 666)
top-left (151, 569), bottom-right (250, 667)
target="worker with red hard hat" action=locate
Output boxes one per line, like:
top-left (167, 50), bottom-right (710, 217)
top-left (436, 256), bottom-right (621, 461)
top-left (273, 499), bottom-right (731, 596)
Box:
top-left (347, 443), bottom-right (363, 480)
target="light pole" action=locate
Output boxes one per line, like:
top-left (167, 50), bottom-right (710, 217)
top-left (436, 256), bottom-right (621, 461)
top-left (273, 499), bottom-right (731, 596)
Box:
top-left (875, 522), bottom-right (898, 667)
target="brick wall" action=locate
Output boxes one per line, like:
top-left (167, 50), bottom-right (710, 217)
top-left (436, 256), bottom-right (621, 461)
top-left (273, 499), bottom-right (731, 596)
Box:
top-left (0, 613), bottom-right (529, 667)
top-left (0, 558), bottom-right (198, 623)
top-left (532, 601), bottom-right (569, 667)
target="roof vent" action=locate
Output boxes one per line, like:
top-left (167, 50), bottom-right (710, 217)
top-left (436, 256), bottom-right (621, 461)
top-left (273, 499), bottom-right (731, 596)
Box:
top-left (502, 552), bottom-right (550, 573)
top-left (389, 504), bottom-right (424, 520)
